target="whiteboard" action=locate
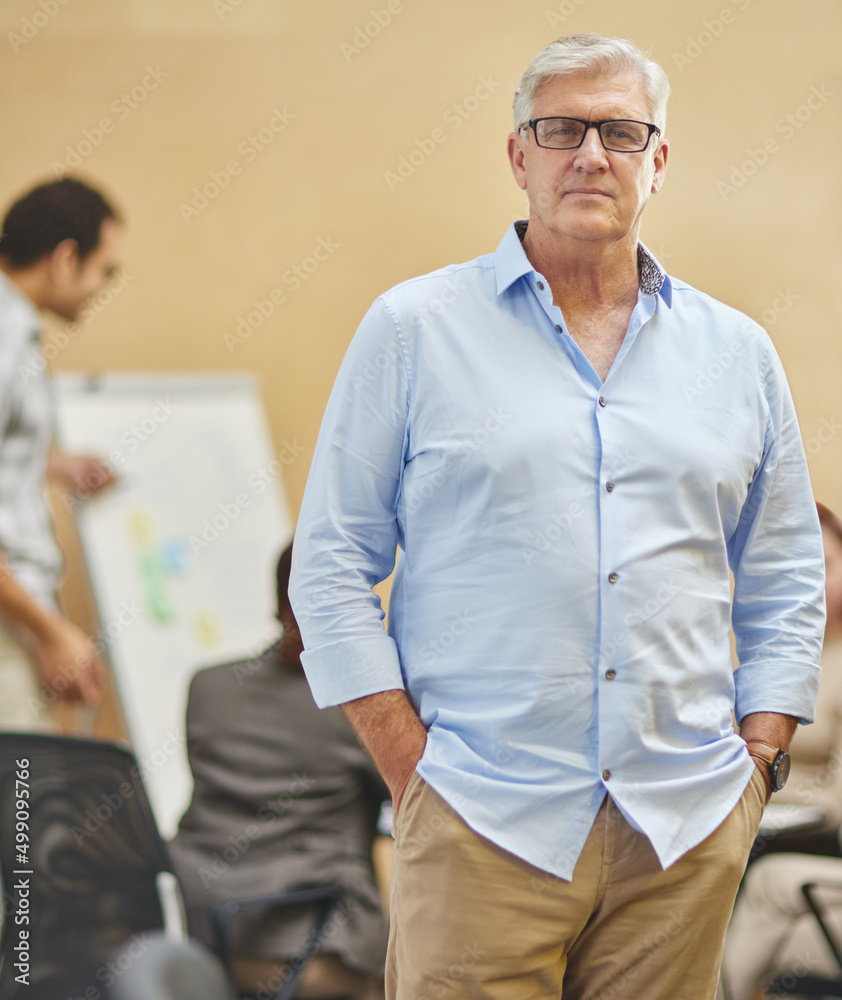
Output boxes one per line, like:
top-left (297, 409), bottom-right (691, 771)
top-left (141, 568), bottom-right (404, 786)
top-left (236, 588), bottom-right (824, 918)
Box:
top-left (54, 373), bottom-right (293, 836)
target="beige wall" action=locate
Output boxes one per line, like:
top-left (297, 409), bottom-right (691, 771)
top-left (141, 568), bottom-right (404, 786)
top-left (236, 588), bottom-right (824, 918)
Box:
top-left (1, 0), bottom-right (840, 732)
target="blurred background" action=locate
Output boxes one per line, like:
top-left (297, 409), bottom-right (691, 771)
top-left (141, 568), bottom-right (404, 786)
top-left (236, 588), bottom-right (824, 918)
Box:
top-left (1, 0), bottom-right (840, 735)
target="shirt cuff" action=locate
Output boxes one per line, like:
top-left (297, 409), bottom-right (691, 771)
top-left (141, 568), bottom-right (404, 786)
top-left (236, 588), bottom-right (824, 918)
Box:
top-left (733, 659), bottom-right (821, 725)
top-left (301, 633), bottom-right (405, 708)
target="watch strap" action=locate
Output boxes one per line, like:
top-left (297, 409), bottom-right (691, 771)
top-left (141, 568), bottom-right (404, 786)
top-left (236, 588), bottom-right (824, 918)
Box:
top-left (745, 741), bottom-right (779, 765)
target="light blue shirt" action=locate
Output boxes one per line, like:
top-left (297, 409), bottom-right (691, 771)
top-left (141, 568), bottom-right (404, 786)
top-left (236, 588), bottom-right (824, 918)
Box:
top-left (290, 222), bottom-right (825, 879)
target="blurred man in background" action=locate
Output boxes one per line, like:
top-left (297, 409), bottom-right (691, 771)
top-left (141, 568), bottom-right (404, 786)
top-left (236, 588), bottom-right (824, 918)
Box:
top-left (169, 542), bottom-right (388, 1000)
top-left (0, 176), bottom-right (122, 730)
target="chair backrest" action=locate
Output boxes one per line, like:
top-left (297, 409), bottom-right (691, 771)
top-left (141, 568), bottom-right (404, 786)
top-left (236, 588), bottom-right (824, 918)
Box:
top-left (0, 733), bottom-right (174, 1000)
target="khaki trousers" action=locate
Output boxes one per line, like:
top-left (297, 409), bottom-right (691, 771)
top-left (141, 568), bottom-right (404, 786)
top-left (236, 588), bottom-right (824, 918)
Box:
top-left (387, 768), bottom-right (767, 1000)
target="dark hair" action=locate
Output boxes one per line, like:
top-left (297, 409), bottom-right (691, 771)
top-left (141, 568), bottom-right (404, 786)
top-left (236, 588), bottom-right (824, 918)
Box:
top-left (818, 502), bottom-right (842, 547)
top-left (276, 540), bottom-right (294, 617)
top-left (0, 177), bottom-right (120, 268)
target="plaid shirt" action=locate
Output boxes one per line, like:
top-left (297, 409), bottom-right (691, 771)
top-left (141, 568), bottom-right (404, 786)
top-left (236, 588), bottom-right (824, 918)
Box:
top-left (0, 270), bottom-right (62, 608)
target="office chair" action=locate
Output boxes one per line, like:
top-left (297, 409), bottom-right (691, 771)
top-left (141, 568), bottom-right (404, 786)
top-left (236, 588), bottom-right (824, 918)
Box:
top-left (0, 733), bottom-right (348, 1000)
top-left (0, 732), bottom-right (182, 1000)
top-left (764, 881), bottom-right (842, 998)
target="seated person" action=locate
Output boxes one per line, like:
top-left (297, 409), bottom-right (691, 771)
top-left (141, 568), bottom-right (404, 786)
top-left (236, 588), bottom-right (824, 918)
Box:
top-left (168, 542), bottom-right (388, 999)
top-left (722, 502), bottom-right (842, 998)
top-left (770, 502), bottom-right (842, 836)
top-left (723, 852), bottom-right (842, 1000)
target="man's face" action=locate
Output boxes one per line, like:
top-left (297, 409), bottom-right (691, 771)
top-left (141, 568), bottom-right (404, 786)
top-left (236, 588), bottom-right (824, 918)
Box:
top-left (49, 216), bottom-right (121, 321)
top-left (507, 72), bottom-right (668, 248)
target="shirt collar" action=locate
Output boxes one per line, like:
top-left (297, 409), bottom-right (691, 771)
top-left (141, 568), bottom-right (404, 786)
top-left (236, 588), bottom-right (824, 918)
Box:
top-left (494, 220), bottom-right (673, 307)
top-left (0, 268), bottom-right (42, 339)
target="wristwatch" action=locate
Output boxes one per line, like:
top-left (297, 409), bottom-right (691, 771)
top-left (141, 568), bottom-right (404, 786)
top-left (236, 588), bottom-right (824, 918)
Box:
top-left (746, 740), bottom-right (791, 792)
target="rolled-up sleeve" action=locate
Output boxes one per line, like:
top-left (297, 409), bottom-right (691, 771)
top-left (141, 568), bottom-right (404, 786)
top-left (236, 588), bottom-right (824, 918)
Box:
top-left (729, 340), bottom-right (825, 724)
top-left (289, 298), bottom-right (410, 708)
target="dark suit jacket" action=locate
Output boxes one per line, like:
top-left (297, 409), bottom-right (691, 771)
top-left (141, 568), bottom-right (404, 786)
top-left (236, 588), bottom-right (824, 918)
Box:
top-left (168, 643), bottom-right (388, 977)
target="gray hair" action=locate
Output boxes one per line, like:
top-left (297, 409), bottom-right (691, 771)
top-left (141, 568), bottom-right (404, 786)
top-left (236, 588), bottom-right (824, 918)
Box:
top-left (513, 33), bottom-right (671, 133)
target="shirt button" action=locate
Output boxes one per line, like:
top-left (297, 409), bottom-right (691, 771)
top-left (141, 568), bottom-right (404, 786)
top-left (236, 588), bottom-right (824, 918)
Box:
top-left (536, 280), bottom-right (545, 290)
top-left (605, 669), bottom-right (616, 680)
top-left (554, 324), bottom-right (562, 333)
top-left (602, 769), bottom-right (612, 781)
top-left (598, 396), bottom-right (607, 407)
top-left (606, 481), bottom-right (615, 492)
top-left (608, 572), bottom-right (618, 584)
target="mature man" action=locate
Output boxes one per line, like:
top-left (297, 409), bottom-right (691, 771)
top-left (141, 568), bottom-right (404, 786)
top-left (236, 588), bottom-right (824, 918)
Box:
top-left (290, 34), bottom-right (825, 999)
top-left (0, 177), bottom-right (122, 729)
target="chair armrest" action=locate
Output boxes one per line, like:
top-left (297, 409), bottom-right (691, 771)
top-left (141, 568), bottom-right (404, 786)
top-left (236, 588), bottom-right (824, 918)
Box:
top-left (156, 870), bottom-right (189, 941)
top-left (210, 886), bottom-right (342, 1000)
top-left (802, 880), bottom-right (842, 974)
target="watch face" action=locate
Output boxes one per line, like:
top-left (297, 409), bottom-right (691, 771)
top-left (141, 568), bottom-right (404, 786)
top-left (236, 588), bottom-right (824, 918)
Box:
top-left (773, 751), bottom-right (791, 791)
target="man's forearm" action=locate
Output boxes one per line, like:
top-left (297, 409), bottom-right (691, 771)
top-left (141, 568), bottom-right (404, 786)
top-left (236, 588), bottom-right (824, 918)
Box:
top-left (0, 551), bottom-right (103, 703)
top-left (0, 552), bottom-right (62, 641)
top-left (738, 711), bottom-right (799, 751)
top-left (739, 711), bottom-right (799, 802)
top-left (342, 689), bottom-right (427, 807)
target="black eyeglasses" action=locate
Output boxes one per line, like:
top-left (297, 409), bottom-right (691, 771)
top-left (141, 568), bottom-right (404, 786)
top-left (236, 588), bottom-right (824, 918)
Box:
top-left (519, 117), bottom-right (661, 153)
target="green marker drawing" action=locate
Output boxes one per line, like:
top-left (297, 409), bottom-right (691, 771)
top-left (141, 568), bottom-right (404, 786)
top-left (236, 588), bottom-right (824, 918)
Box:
top-left (138, 550), bottom-right (175, 623)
